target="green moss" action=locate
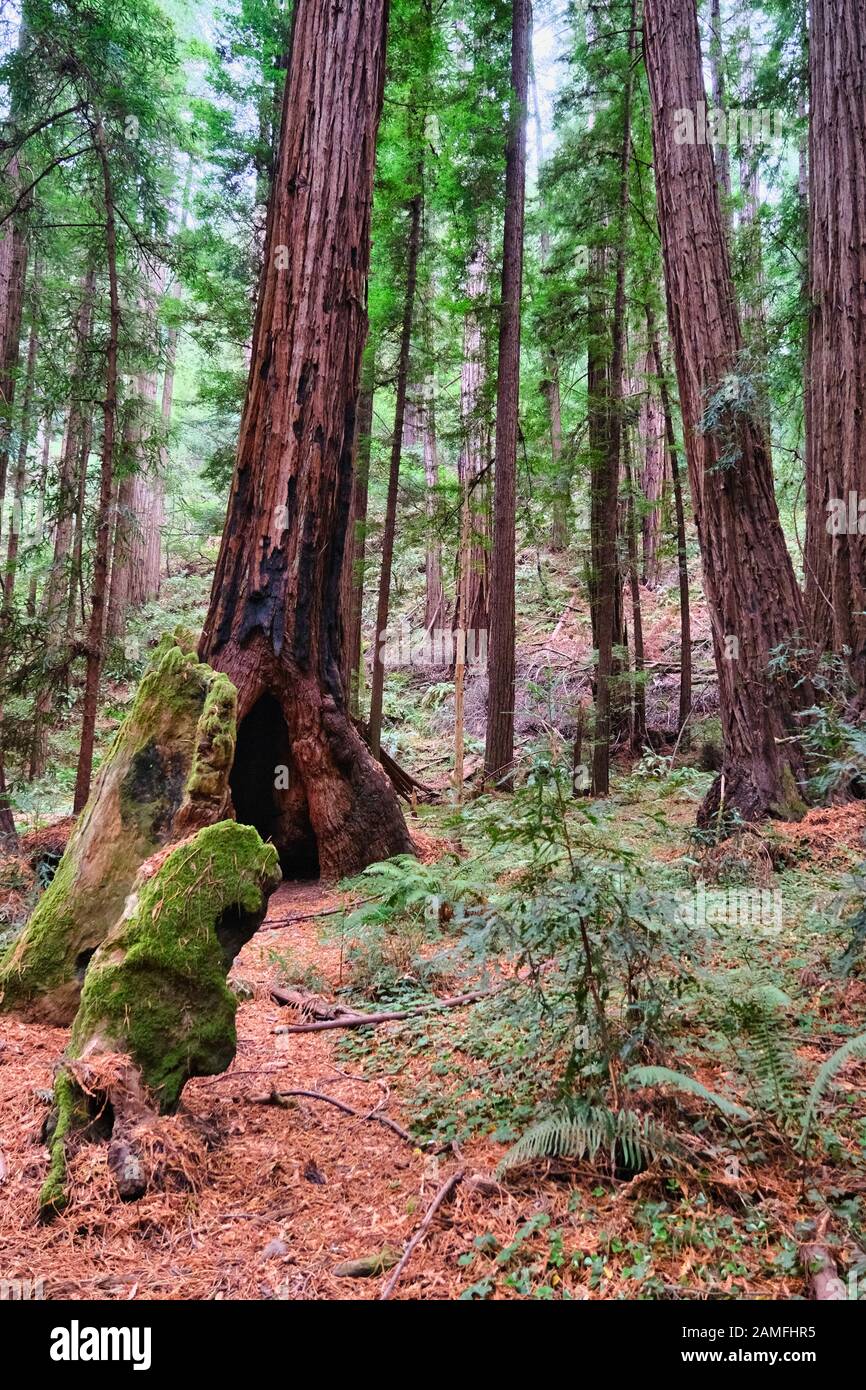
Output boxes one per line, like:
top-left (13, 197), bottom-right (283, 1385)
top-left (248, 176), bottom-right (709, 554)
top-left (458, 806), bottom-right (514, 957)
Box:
top-left (0, 635), bottom-right (240, 1019)
top-left (38, 1068), bottom-right (77, 1218)
top-left (70, 822), bottom-right (280, 1111)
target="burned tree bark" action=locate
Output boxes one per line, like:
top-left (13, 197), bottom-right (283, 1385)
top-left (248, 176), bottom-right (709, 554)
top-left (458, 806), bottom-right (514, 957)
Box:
top-left (644, 0), bottom-right (813, 823)
top-left (198, 0), bottom-right (412, 878)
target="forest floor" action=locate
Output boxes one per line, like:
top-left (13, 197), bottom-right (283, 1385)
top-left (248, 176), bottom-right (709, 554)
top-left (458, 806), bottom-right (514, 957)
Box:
top-left (3, 785), bottom-right (866, 1301)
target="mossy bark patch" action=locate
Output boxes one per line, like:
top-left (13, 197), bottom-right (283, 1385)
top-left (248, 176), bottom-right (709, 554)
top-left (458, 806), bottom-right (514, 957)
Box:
top-left (0, 632), bottom-right (239, 1023)
top-left (70, 820), bottom-right (281, 1112)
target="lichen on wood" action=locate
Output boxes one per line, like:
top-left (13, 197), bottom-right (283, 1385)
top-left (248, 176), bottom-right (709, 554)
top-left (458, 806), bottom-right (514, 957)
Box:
top-left (0, 632), bottom-right (238, 1023)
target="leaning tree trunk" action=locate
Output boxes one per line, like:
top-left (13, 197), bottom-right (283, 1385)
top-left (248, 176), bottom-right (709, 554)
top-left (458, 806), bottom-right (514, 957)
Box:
top-left (198, 0), bottom-right (411, 879)
top-left (484, 0), bottom-right (530, 789)
top-left (644, 0), bottom-right (814, 823)
top-left (804, 0), bottom-right (866, 689)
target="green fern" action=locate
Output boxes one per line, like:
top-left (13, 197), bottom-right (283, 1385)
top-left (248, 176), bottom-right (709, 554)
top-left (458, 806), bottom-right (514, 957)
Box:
top-left (798, 1030), bottom-right (866, 1153)
top-left (624, 1066), bottom-right (750, 1120)
top-left (497, 1104), bottom-right (677, 1178)
top-left (726, 986), bottom-right (800, 1125)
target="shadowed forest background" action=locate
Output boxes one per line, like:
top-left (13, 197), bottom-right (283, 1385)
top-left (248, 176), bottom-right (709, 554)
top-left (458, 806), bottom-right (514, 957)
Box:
top-left (0, 0), bottom-right (866, 1304)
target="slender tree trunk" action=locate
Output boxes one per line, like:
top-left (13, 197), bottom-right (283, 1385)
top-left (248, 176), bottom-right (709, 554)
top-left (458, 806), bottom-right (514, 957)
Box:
top-left (74, 121), bottom-right (121, 814)
top-left (647, 303), bottom-right (692, 746)
top-left (342, 347), bottom-right (375, 716)
top-left (591, 0), bottom-right (637, 797)
top-left (453, 248), bottom-right (490, 643)
top-left (484, 0), bottom-right (530, 788)
top-left (709, 0), bottom-right (732, 208)
top-left (27, 413), bottom-right (51, 617)
top-left (367, 180), bottom-right (422, 757)
top-left (41, 268), bottom-right (95, 623)
top-left (804, 0), bottom-right (866, 686)
top-left (0, 155), bottom-right (29, 554)
top-left (4, 298), bottom-right (38, 607)
top-left (198, 0), bottom-right (411, 879)
top-left (644, 0), bottom-right (813, 822)
top-left (624, 415), bottom-right (646, 748)
top-left (421, 379), bottom-right (445, 635)
top-left (530, 51), bottom-right (568, 551)
top-left (639, 346), bottom-right (665, 588)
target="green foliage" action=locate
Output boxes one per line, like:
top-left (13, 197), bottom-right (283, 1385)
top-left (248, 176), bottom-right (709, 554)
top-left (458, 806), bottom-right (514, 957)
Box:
top-left (498, 1104), bottom-right (678, 1178)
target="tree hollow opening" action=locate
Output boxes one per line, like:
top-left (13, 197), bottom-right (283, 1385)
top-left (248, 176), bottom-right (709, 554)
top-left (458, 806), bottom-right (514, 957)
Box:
top-left (230, 693), bottom-right (319, 879)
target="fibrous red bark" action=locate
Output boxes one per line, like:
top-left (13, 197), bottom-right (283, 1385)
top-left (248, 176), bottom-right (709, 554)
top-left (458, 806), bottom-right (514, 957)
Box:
top-left (199, 0), bottom-right (412, 878)
top-left (644, 0), bottom-right (813, 823)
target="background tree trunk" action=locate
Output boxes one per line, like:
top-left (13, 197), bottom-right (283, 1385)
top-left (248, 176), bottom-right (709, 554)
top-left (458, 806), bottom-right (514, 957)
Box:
top-left (804, 0), bottom-right (866, 687)
top-left (484, 0), bottom-right (530, 788)
top-left (644, 0), bottom-right (813, 823)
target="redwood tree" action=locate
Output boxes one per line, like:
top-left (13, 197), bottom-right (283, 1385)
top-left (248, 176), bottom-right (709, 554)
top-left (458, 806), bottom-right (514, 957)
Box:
top-left (199, 0), bottom-right (412, 878)
top-left (484, 0), bottom-right (530, 788)
top-left (804, 0), bottom-right (866, 688)
top-left (644, 0), bottom-right (813, 823)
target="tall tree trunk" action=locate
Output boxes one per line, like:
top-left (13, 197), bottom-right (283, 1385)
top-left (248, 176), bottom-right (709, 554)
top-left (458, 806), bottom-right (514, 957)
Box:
top-left (106, 366), bottom-right (160, 638)
top-left (591, 0), bottom-right (637, 797)
top-left (0, 156), bottom-right (30, 554)
top-left (639, 346), bottom-right (665, 588)
top-left (41, 268), bottom-right (95, 622)
top-left (530, 51), bottom-right (568, 551)
top-left (484, 0), bottom-right (530, 788)
top-left (624, 413), bottom-right (646, 748)
top-left (453, 248), bottom-right (490, 644)
top-left (342, 347), bottom-right (375, 716)
top-left (804, 0), bottom-right (866, 686)
top-left (198, 0), bottom-right (411, 879)
top-left (74, 121), bottom-right (121, 814)
top-left (644, 0), bottom-right (813, 823)
top-left (27, 412), bottom-right (51, 618)
top-left (421, 379), bottom-right (445, 635)
top-left (4, 294), bottom-right (38, 608)
top-left (367, 179), bottom-right (422, 757)
top-left (647, 302), bottom-right (692, 745)
top-left (708, 0), bottom-right (732, 207)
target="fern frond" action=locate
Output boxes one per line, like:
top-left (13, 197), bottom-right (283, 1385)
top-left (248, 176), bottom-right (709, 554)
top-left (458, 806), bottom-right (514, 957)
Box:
top-left (497, 1105), bottom-right (677, 1177)
top-left (798, 1030), bottom-right (866, 1153)
top-left (624, 1066), bottom-right (750, 1120)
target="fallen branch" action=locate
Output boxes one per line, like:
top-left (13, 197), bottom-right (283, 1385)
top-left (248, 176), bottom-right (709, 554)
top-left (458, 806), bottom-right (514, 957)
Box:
top-left (379, 1169), bottom-right (466, 1300)
top-left (800, 1242), bottom-right (847, 1300)
top-left (270, 981), bottom-right (511, 1033)
top-left (249, 1087), bottom-right (414, 1146)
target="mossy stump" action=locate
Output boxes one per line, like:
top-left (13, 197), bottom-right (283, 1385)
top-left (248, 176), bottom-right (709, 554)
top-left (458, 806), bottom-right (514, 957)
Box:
top-left (1, 632), bottom-right (238, 1023)
top-left (40, 820), bottom-right (281, 1216)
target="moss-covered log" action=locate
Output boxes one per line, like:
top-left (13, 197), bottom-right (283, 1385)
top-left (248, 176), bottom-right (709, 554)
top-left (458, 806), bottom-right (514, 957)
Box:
top-left (40, 820), bottom-right (280, 1215)
top-left (0, 632), bottom-right (237, 1023)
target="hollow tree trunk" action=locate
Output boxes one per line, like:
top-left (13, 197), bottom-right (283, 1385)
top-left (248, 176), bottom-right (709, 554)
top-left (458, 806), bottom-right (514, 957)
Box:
top-left (644, 0), bottom-right (813, 823)
top-left (484, 0), bottom-right (530, 788)
top-left (198, 0), bottom-right (411, 880)
top-left (804, 0), bottom-right (866, 687)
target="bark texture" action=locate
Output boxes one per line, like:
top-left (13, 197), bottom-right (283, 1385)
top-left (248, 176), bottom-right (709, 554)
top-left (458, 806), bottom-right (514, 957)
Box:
top-left (198, 0), bottom-right (412, 878)
top-left (804, 0), bottom-right (866, 681)
top-left (644, 0), bottom-right (813, 822)
top-left (484, 0), bottom-right (530, 787)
